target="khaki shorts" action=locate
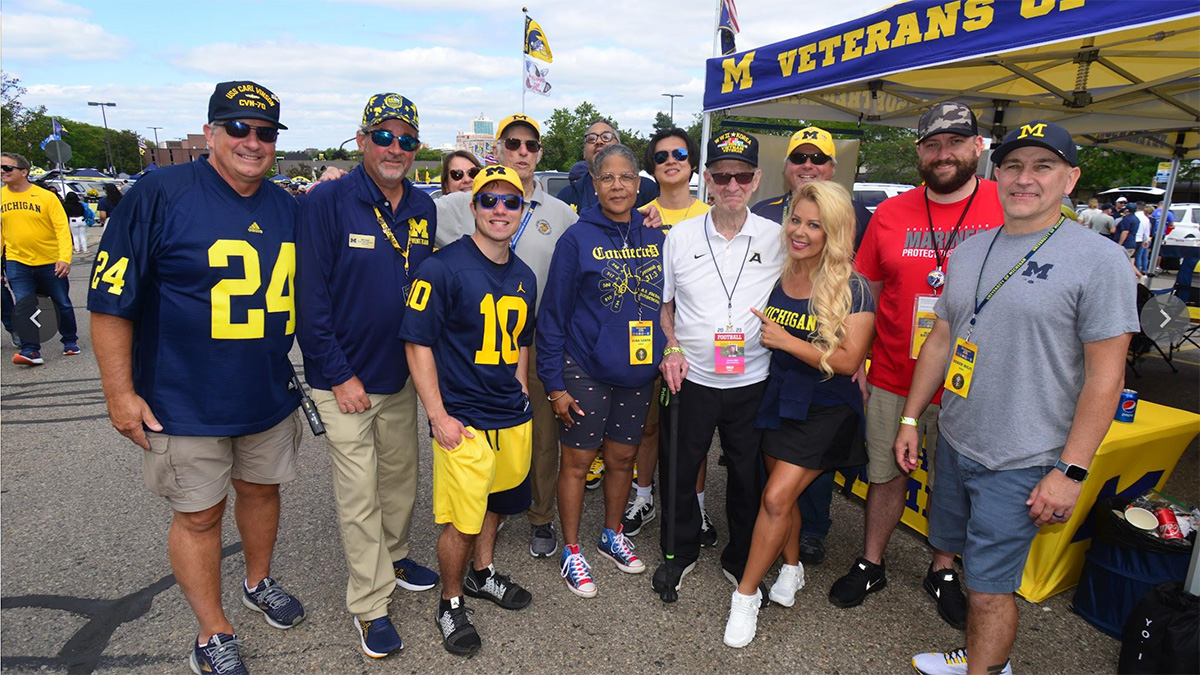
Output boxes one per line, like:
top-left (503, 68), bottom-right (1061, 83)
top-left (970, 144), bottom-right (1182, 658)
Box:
top-left (143, 412), bottom-right (302, 513)
top-left (864, 385), bottom-right (939, 484)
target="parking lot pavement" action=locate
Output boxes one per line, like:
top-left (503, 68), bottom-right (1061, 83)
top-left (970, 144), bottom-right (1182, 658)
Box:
top-left (2, 243), bottom-right (1196, 673)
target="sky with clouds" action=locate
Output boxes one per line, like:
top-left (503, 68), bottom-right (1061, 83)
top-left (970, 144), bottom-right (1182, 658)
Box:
top-left (2, 0), bottom-right (889, 151)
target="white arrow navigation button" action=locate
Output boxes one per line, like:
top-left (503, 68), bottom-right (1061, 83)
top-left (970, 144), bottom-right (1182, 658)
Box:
top-left (1159, 309), bottom-right (1171, 329)
top-left (30, 308), bottom-right (42, 328)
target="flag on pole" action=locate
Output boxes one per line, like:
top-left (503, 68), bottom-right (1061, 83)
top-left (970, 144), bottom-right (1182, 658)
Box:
top-left (52, 119), bottom-right (67, 136)
top-left (138, 138), bottom-right (147, 156)
top-left (718, 0), bottom-right (740, 56)
top-left (524, 16), bottom-right (553, 63)
top-left (524, 56), bottom-right (552, 96)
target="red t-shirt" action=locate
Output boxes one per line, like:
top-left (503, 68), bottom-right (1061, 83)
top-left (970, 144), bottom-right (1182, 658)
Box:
top-left (855, 179), bottom-right (1004, 402)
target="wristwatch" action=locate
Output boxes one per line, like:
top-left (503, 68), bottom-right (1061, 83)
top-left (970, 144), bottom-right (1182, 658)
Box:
top-left (1053, 459), bottom-right (1089, 482)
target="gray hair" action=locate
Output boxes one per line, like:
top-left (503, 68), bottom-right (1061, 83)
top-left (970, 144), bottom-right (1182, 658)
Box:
top-left (591, 144), bottom-right (639, 177)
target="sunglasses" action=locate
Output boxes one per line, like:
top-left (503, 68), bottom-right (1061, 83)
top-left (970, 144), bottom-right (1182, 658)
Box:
top-left (0, 164), bottom-right (23, 172)
top-left (367, 129), bottom-right (420, 151)
top-left (653, 148), bottom-right (689, 165)
top-left (475, 192), bottom-right (524, 210)
top-left (215, 120), bottom-right (279, 143)
top-left (501, 138), bottom-right (542, 153)
top-left (449, 167), bottom-right (480, 182)
top-left (584, 130), bottom-right (617, 145)
top-left (788, 151), bottom-right (832, 166)
top-left (710, 172), bottom-right (755, 186)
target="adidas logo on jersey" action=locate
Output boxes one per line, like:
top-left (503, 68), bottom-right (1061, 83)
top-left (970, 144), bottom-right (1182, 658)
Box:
top-left (247, 222), bottom-right (263, 234)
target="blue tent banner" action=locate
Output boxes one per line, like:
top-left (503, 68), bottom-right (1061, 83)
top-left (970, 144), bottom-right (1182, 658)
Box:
top-left (704, 0), bottom-right (1199, 112)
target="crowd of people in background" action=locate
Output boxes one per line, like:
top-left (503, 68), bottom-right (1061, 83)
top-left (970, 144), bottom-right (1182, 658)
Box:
top-left (1, 79), bottom-right (1153, 675)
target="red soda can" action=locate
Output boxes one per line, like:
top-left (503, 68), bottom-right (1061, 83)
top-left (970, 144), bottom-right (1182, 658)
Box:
top-left (1155, 508), bottom-right (1183, 540)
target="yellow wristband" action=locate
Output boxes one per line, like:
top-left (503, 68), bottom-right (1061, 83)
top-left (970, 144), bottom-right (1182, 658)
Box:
top-left (899, 416), bottom-right (918, 427)
top-left (663, 347), bottom-right (685, 357)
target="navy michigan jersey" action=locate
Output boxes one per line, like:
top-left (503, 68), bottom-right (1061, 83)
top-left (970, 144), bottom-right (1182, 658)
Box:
top-left (399, 235), bottom-right (537, 430)
top-left (87, 158), bottom-right (301, 437)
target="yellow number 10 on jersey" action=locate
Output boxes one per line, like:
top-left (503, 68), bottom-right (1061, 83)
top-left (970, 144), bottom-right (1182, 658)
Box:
top-left (209, 240), bottom-right (295, 339)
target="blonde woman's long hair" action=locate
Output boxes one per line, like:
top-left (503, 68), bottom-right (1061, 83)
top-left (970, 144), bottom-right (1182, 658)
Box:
top-left (781, 180), bottom-right (861, 378)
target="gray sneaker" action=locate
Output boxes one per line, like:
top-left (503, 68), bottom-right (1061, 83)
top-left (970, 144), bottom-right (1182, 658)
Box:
top-left (530, 522), bottom-right (557, 558)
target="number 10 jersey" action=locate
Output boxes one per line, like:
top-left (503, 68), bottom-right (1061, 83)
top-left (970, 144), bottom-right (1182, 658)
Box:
top-left (87, 159), bottom-right (301, 437)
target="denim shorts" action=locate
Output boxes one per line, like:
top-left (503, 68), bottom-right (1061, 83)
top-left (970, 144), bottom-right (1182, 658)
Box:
top-left (926, 435), bottom-right (1051, 594)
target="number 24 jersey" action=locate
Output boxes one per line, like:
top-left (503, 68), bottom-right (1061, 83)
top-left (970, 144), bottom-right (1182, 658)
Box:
top-left (87, 159), bottom-right (301, 437)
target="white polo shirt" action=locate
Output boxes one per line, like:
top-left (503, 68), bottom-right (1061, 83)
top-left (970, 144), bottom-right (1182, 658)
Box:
top-left (662, 208), bottom-right (784, 389)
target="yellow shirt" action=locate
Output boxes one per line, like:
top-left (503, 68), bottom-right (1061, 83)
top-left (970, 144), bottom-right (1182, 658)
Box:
top-left (1, 185), bottom-right (72, 265)
top-left (646, 197), bottom-right (710, 230)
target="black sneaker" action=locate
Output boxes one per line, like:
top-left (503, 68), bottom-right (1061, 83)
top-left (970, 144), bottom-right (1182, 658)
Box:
top-left (699, 507), bottom-right (718, 548)
top-left (621, 496), bottom-right (655, 536)
top-left (829, 557), bottom-right (887, 608)
top-left (189, 633), bottom-right (247, 675)
top-left (798, 535), bottom-right (826, 565)
top-left (436, 596), bottom-right (480, 656)
top-left (924, 565), bottom-right (968, 629)
top-left (462, 565), bottom-right (532, 610)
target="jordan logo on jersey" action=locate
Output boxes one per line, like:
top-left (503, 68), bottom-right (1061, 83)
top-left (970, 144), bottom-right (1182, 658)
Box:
top-left (247, 222), bottom-right (263, 234)
top-left (517, 282), bottom-right (526, 294)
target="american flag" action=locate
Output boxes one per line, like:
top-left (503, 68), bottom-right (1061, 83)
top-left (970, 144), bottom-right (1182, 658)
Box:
top-left (719, 0), bottom-right (740, 55)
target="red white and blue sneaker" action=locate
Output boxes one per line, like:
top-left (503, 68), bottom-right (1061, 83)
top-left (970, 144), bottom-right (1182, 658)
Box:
top-left (241, 577), bottom-right (305, 629)
top-left (597, 526), bottom-right (644, 574)
top-left (189, 633), bottom-right (248, 675)
top-left (560, 544), bottom-right (598, 598)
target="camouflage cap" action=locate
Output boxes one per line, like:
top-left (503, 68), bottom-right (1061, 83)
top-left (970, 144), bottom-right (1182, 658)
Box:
top-left (916, 102), bottom-right (978, 143)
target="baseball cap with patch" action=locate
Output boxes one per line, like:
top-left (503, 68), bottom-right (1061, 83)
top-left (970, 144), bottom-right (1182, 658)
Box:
top-left (472, 164), bottom-right (525, 197)
top-left (362, 93), bottom-right (419, 132)
top-left (916, 102), bottom-right (977, 143)
top-left (992, 120), bottom-right (1077, 167)
top-left (497, 113), bottom-right (541, 140)
top-left (786, 126), bottom-right (835, 159)
top-left (209, 81), bottom-right (287, 129)
top-left (706, 131), bottom-right (759, 168)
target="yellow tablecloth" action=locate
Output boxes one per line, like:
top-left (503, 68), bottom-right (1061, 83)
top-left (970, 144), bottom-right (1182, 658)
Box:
top-left (834, 400), bottom-right (1199, 602)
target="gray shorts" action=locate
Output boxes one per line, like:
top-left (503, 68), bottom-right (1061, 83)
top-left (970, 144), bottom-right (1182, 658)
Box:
top-left (558, 354), bottom-right (654, 450)
top-left (144, 412), bottom-right (302, 513)
top-left (926, 435), bottom-right (1050, 594)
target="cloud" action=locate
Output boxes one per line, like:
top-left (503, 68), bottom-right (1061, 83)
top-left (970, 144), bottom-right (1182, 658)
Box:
top-left (3, 11), bottom-right (128, 61)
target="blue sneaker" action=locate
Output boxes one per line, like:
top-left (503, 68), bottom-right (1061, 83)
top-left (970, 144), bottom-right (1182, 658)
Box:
top-left (189, 633), bottom-right (248, 675)
top-left (12, 348), bottom-right (43, 366)
top-left (241, 577), bottom-right (305, 629)
top-left (393, 557), bottom-right (438, 591)
top-left (597, 526), bottom-right (645, 574)
top-left (560, 544), bottom-right (597, 598)
top-left (62, 342), bottom-right (81, 355)
top-left (354, 616), bottom-right (402, 658)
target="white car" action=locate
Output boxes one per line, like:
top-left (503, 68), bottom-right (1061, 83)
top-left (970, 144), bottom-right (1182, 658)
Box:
top-left (854, 182), bottom-right (915, 212)
top-left (1165, 203), bottom-right (1200, 242)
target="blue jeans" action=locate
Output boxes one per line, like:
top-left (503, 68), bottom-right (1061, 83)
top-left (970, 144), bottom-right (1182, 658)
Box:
top-left (1, 277), bottom-right (13, 335)
top-left (1135, 243), bottom-right (1151, 272)
top-left (798, 469), bottom-right (834, 540)
top-left (6, 260), bottom-right (78, 351)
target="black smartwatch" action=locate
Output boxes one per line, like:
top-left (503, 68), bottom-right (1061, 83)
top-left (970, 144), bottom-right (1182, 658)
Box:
top-left (1053, 459), bottom-right (1088, 482)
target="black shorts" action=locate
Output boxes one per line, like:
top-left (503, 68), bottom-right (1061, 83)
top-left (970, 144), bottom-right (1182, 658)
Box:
top-left (762, 404), bottom-right (866, 470)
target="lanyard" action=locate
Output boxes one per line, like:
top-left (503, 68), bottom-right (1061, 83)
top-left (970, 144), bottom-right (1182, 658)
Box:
top-left (605, 219), bottom-right (643, 320)
top-left (510, 200), bottom-right (539, 251)
top-left (704, 213), bottom-right (753, 326)
top-left (923, 177), bottom-right (980, 272)
top-left (372, 206), bottom-right (411, 277)
top-left (966, 216), bottom-right (1065, 340)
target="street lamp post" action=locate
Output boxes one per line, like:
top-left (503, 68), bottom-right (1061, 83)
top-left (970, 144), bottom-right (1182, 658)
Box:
top-left (661, 93), bottom-right (683, 124)
top-left (88, 101), bottom-right (117, 175)
top-left (148, 126), bottom-right (163, 167)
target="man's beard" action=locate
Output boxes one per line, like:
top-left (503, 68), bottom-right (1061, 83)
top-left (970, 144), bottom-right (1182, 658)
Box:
top-left (918, 155), bottom-right (977, 194)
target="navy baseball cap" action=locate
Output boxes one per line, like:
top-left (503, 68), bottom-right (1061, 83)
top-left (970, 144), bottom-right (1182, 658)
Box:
top-left (209, 81), bottom-right (286, 129)
top-left (706, 131), bottom-right (759, 168)
top-left (992, 120), bottom-right (1077, 167)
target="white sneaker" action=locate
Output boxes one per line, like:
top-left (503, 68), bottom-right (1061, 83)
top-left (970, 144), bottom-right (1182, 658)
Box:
top-left (768, 563), bottom-right (805, 607)
top-left (722, 588), bottom-right (761, 648)
top-left (911, 648), bottom-right (1012, 675)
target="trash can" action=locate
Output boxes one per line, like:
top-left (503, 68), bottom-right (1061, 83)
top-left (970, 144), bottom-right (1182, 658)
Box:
top-left (1071, 497), bottom-right (1193, 638)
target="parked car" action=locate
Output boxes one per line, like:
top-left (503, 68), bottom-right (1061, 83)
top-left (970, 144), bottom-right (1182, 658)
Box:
top-left (1165, 203), bottom-right (1200, 242)
top-left (535, 171), bottom-right (570, 199)
top-left (853, 182), bottom-right (915, 212)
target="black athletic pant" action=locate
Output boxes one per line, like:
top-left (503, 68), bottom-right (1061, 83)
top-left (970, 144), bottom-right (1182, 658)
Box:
top-left (659, 379), bottom-right (766, 578)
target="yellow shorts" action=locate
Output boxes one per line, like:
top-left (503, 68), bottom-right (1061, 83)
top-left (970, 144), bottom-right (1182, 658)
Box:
top-left (433, 421), bottom-right (532, 535)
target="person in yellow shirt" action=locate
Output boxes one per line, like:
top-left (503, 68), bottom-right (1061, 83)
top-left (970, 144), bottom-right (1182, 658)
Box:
top-left (1, 152), bottom-right (78, 365)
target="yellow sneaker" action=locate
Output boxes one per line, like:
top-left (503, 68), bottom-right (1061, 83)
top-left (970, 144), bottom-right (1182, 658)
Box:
top-left (585, 454), bottom-right (605, 490)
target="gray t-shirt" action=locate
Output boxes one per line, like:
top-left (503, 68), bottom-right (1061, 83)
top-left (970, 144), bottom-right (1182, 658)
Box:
top-left (1090, 212), bottom-right (1115, 236)
top-left (933, 220), bottom-right (1139, 471)
top-left (435, 186), bottom-right (578, 312)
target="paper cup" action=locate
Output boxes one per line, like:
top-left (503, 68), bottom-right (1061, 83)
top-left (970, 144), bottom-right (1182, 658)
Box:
top-left (1124, 506), bottom-right (1158, 530)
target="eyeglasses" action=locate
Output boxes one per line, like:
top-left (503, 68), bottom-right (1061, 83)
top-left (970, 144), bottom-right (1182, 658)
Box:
top-left (215, 120), bottom-right (279, 143)
top-left (367, 129), bottom-right (420, 151)
top-left (653, 148), bottom-right (689, 165)
top-left (501, 138), bottom-right (541, 153)
top-left (709, 172), bottom-right (755, 186)
top-left (788, 151), bottom-right (832, 166)
top-left (449, 167), bottom-right (480, 181)
top-left (584, 130), bottom-right (617, 145)
top-left (597, 172), bottom-right (638, 187)
top-left (475, 192), bottom-right (524, 210)
top-left (0, 164), bottom-right (23, 172)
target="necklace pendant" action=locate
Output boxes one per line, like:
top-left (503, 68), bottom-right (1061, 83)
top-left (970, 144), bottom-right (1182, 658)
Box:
top-left (927, 267), bottom-right (946, 289)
